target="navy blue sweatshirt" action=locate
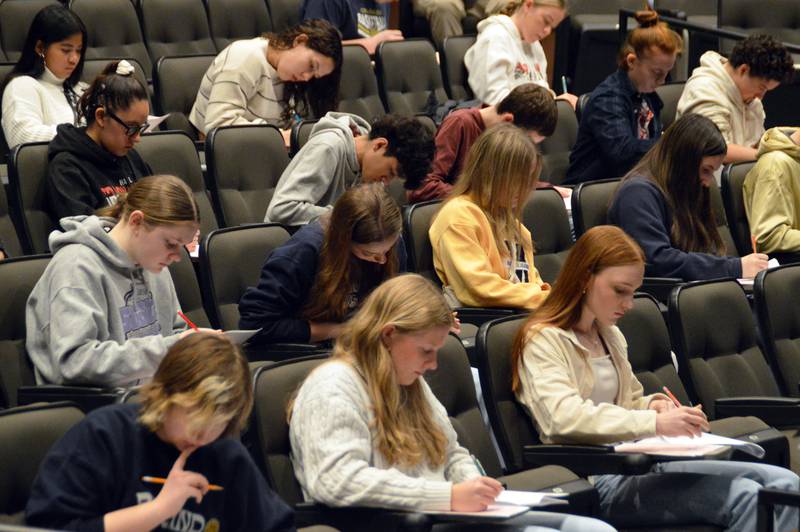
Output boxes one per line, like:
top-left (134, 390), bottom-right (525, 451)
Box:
top-left (609, 177), bottom-right (741, 280)
top-left (238, 220), bottom-right (407, 344)
top-left (566, 70), bottom-right (663, 185)
top-left (26, 403), bottom-right (295, 532)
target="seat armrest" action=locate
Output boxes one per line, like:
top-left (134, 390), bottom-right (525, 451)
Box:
top-left (640, 277), bottom-right (683, 303)
top-left (17, 385), bottom-right (126, 413)
top-left (523, 444), bottom-right (653, 476)
top-left (715, 397), bottom-right (800, 426)
top-left (294, 502), bottom-right (432, 532)
top-left (455, 307), bottom-right (517, 327)
top-left (243, 342), bottom-right (331, 362)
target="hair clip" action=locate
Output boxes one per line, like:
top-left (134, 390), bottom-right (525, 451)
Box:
top-left (115, 59), bottom-right (134, 76)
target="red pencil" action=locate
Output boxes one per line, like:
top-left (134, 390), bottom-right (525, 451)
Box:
top-left (662, 386), bottom-right (682, 408)
top-left (177, 310), bottom-right (199, 332)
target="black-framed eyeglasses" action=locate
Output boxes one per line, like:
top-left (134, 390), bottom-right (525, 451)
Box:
top-left (106, 109), bottom-right (149, 137)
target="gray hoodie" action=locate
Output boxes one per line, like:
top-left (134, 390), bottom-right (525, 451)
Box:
top-left (25, 216), bottom-right (185, 387)
top-left (265, 112), bottom-right (370, 226)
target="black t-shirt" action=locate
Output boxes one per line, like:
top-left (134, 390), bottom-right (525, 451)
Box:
top-left (26, 403), bottom-right (295, 532)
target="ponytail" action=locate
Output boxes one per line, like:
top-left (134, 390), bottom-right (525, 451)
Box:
top-left (79, 59), bottom-right (148, 126)
top-left (618, 7), bottom-right (683, 70)
top-left (96, 175), bottom-right (199, 227)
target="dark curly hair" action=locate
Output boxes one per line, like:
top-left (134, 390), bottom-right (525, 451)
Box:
top-left (497, 83), bottom-right (558, 137)
top-left (369, 114), bottom-right (435, 190)
top-left (729, 34), bottom-right (794, 83)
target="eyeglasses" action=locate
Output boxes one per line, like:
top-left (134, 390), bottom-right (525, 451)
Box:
top-left (106, 109), bottom-right (150, 138)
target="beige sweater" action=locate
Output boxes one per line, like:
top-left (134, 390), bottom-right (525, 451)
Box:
top-left (516, 325), bottom-right (667, 445)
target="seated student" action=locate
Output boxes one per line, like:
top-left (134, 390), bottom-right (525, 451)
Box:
top-left (429, 123), bottom-right (550, 310)
top-left (745, 127), bottom-right (800, 265)
top-left (26, 332), bottom-right (295, 532)
top-left (409, 83), bottom-right (558, 204)
top-left (565, 9), bottom-right (682, 185)
top-left (464, 0), bottom-right (577, 108)
top-left (1, 4), bottom-right (87, 150)
top-left (512, 224), bottom-right (799, 530)
top-left (301, 0), bottom-right (403, 55)
top-left (26, 175), bottom-right (208, 388)
top-left (677, 34), bottom-right (793, 165)
top-left (46, 60), bottom-right (152, 222)
top-left (265, 112), bottom-right (434, 226)
top-left (609, 113), bottom-right (768, 281)
top-left (290, 273), bottom-right (615, 532)
top-left (240, 184), bottom-right (406, 344)
top-left (190, 19), bottom-right (342, 139)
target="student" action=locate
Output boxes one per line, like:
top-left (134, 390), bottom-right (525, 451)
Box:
top-left (301, 0), bottom-right (403, 55)
top-left (26, 175), bottom-right (205, 388)
top-left (566, 9), bottom-right (683, 185)
top-left (190, 19), bottom-right (343, 137)
top-left (608, 113), bottom-right (768, 281)
top-left (512, 224), bottom-right (799, 530)
top-left (677, 34), bottom-right (793, 164)
top-left (409, 83), bottom-right (557, 204)
top-left (240, 184), bottom-right (407, 344)
top-left (744, 127), bottom-right (800, 264)
top-left (429, 123), bottom-right (550, 310)
top-left (26, 332), bottom-right (295, 532)
top-left (289, 273), bottom-right (614, 531)
top-left (46, 60), bottom-right (152, 222)
top-left (265, 112), bottom-right (434, 226)
top-left (1, 4), bottom-right (87, 150)
top-left (464, 0), bottom-right (576, 108)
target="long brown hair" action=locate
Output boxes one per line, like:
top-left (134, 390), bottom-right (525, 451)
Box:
top-left (303, 184), bottom-right (402, 322)
top-left (511, 226), bottom-right (644, 391)
top-left (618, 7), bottom-right (683, 70)
top-left (620, 113), bottom-right (727, 254)
top-left (96, 174), bottom-right (199, 228)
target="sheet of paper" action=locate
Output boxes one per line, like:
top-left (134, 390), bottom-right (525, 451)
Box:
top-left (147, 114), bottom-right (170, 131)
top-left (424, 503), bottom-right (529, 520)
top-left (224, 329), bottom-right (261, 345)
top-left (495, 490), bottom-right (568, 507)
top-left (615, 433), bottom-right (765, 458)
top-left (768, 258), bottom-right (780, 269)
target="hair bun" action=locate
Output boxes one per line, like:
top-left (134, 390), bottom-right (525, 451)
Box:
top-left (115, 59), bottom-right (134, 76)
top-left (635, 9), bottom-right (660, 28)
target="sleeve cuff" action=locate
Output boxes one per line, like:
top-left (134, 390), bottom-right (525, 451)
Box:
top-left (420, 481), bottom-right (453, 511)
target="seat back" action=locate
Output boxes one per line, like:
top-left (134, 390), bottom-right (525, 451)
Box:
top-left (206, 0), bottom-right (272, 50)
top-left (0, 0), bottom-right (57, 62)
top-left (153, 54), bottom-right (215, 136)
top-left (570, 178), bottom-right (620, 238)
top-left (521, 188), bottom-right (573, 284)
top-left (200, 224), bottom-right (291, 330)
top-left (617, 293), bottom-right (693, 404)
top-left (289, 119), bottom-right (318, 157)
top-left (709, 179), bottom-right (739, 257)
top-left (268, 0), bottom-right (302, 32)
top-left (338, 45), bottom-right (386, 123)
top-left (206, 124), bottom-right (289, 226)
top-left (440, 35), bottom-right (476, 100)
top-left (81, 58), bottom-right (149, 98)
top-left (7, 142), bottom-right (54, 255)
top-left (0, 62), bottom-right (15, 163)
top-left (475, 315), bottom-right (540, 473)
top-left (754, 264), bottom-right (800, 397)
top-left (669, 279), bottom-right (784, 418)
top-left (402, 200), bottom-right (442, 283)
top-left (654, 82), bottom-right (685, 129)
top-left (0, 179), bottom-right (23, 258)
top-left (248, 355), bottom-right (329, 503)
top-left (167, 246), bottom-right (211, 329)
top-left (136, 131), bottom-right (218, 236)
top-left (375, 39), bottom-right (447, 115)
top-left (538, 100), bottom-right (578, 185)
top-left (0, 403), bottom-right (84, 519)
top-left (575, 92), bottom-right (591, 123)
top-left (721, 161), bottom-right (755, 257)
top-left (138, 0), bottom-right (216, 63)
top-left (70, 0), bottom-right (152, 77)
top-left (425, 334), bottom-right (503, 477)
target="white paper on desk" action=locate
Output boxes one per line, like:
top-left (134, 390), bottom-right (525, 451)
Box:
top-left (224, 329), bottom-right (261, 345)
top-left (423, 503), bottom-right (529, 520)
top-left (738, 258), bottom-right (780, 287)
top-left (615, 433), bottom-right (765, 458)
top-left (495, 490), bottom-right (569, 507)
top-left (147, 114), bottom-right (170, 131)
top-left (768, 258), bottom-right (781, 269)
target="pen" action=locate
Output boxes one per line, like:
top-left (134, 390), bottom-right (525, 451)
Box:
top-left (662, 386), bottom-right (682, 408)
top-left (142, 476), bottom-right (224, 491)
top-left (471, 454), bottom-right (487, 476)
top-left (751, 235), bottom-right (758, 254)
top-left (178, 310), bottom-right (199, 332)
top-left (561, 75), bottom-right (568, 95)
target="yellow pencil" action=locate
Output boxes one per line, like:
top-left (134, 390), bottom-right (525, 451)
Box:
top-left (142, 475), bottom-right (224, 491)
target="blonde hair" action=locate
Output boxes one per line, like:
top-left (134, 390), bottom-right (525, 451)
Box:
top-left (501, 0), bottom-right (566, 16)
top-left (314, 274), bottom-right (455, 468)
top-left (139, 333), bottom-right (253, 438)
top-left (96, 174), bottom-right (199, 227)
top-left (446, 123), bottom-right (541, 258)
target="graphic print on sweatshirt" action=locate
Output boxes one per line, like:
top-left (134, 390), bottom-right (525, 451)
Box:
top-left (356, 3), bottom-right (388, 37)
top-left (136, 491), bottom-right (221, 532)
top-left (504, 241), bottom-right (530, 284)
top-left (99, 174), bottom-right (137, 207)
top-left (119, 272), bottom-right (162, 339)
top-left (514, 62), bottom-right (545, 83)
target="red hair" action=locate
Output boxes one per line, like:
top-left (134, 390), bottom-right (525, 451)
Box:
top-left (618, 8), bottom-right (683, 70)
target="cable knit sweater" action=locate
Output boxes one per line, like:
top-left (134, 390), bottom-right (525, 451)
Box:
top-left (289, 360), bottom-right (480, 511)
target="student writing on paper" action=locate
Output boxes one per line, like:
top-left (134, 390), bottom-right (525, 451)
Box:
top-left (26, 176), bottom-right (214, 388)
top-left (289, 274), bottom-right (613, 531)
top-left (239, 184), bottom-right (406, 345)
top-left (26, 333), bottom-right (295, 532)
top-left (512, 225), bottom-right (799, 531)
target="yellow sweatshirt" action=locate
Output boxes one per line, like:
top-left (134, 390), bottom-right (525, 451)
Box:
top-left (428, 195), bottom-right (549, 310)
top-left (744, 127), bottom-right (800, 254)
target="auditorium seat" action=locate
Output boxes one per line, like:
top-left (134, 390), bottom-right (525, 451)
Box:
top-left (538, 100), bottom-right (578, 185)
top-left (0, 0), bottom-right (57, 63)
top-left (720, 161), bottom-right (755, 257)
top-left (137, 0), bottom-right (216, 64)
top-left (440, 35), bottom-right (476, 100)
top-left (268, 0), bottom-right (302, 32)
top-left (7, 141), bottom-right (54, 255)
top-left (375, 39), bottom-right (448, 116)
top-left (206, 0), bottom-right (273, 51)
top-left (521, 188), bottom-right (573, 284)
top-left (338, 45), bottom-right (386, 124)
top-left (0, 180), bottom-right (23, 258)
top-left (152, 54), bottom-right (215, 139)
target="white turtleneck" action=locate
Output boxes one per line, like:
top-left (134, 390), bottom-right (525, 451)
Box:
top-left (1, 66), bottom-right (87, 149)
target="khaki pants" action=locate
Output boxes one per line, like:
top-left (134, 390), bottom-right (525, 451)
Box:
top-left (412, 0), bottom-right (466, 45)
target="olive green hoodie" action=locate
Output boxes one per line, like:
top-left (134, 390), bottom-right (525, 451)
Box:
top-left (744, 127), bottom-right (800, 254)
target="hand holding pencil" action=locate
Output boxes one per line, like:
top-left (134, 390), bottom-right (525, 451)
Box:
top-left (149, 449), bottom-right (211, 518)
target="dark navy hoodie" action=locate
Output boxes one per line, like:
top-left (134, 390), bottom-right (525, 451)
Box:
top-left (26, 403), bottom-right (295, 532)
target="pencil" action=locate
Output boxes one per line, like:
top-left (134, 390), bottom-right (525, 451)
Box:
top-left (751, 235), bottom-right (757, 254)
top-left (662, 386), bottom-right (682, 408)
top-left (142, 476), bottom-right (224, 491)
top-left (178, 310), bottom-right (199, 332)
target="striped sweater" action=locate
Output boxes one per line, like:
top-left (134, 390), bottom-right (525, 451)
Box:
top-left (289, 360), bottom-right (481, 511)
